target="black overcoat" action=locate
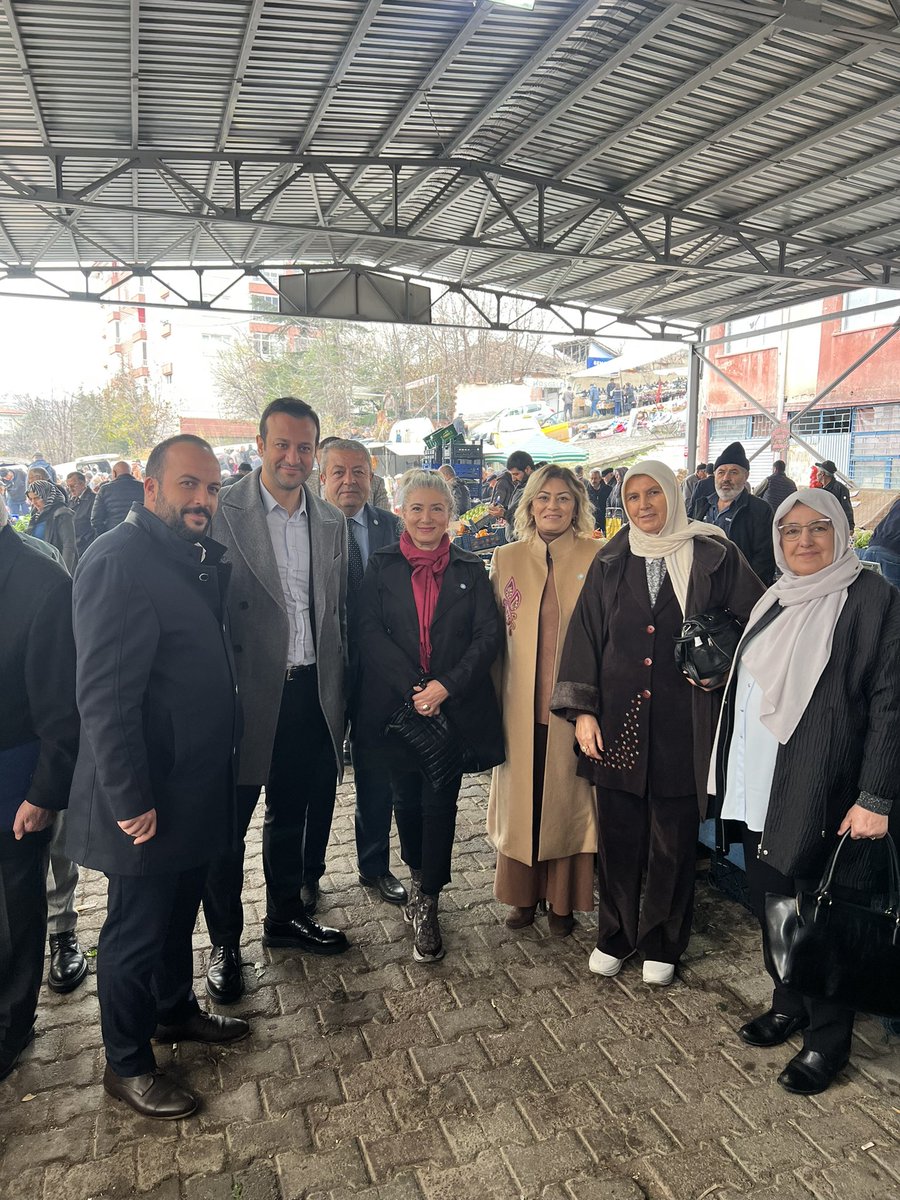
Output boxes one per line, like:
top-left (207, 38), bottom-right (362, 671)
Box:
top-left (711, 569), bottom-right (900, 881)
top-left (552, 529), bottom-right (764, 812)
top-left (354, 541), bottom-right (504, 772)
top-left (66, 505), bottom-right (239, 875)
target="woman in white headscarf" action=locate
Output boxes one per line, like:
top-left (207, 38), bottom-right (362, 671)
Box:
top-left (710, 488), bottom-right (900, 1096)
top-left (552, 461), bottom-right (764, 985)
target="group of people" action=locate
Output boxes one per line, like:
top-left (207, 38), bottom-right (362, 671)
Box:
top-left (2, 401), bottom-right (897, 1123)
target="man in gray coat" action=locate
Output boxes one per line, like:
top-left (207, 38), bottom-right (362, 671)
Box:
top-left (203, 397), bottom-right (349, 1005)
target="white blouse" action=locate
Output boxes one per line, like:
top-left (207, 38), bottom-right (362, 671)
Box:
top-left (720, 660), bottom-right (781, 833)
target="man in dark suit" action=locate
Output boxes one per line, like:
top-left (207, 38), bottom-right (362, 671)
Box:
top-left (202, 398), bottom-right (349, 1007)
top-left (66, 435), bottom-right (246, 1119)
top-left (815, 460), bottom-right (855, 532)
top-left (320, 439), bottom-right (406, 907)
top-left (66, 470), bottom-right (95, 557)
top-left (0, 495), bottom-right (79, 1082)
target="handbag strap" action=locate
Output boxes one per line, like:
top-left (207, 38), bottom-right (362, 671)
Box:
top-left (817, 830), bottom-right (900, 911)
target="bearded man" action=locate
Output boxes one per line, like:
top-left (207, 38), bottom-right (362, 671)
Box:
top-left (702, 441), bottom-right (776, 584)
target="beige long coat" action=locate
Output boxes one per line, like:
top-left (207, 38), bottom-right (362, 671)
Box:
top-left (488, 530), bottom-right (601, 866)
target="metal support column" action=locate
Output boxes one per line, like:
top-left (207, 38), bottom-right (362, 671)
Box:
top-left (685, 343), bottom-right (701, 472)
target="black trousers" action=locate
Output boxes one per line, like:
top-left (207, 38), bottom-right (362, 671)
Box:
top-left (742, 828), bottom-right (854, 1062)
top-left (595, 787), bottom-right (699, 964)
top-left (391, 769), bottom-right (462, 896)
top-left (98, 866), bottom-right (206, 1076)
top-left (0, 830), bottom-right (50, 1061)
top-left (350, 729), bottom-right (395, 878)
top-left (203, 669), bottom-right (338, 935)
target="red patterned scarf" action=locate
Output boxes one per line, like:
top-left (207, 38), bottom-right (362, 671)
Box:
top-left (399, 531), bottom-right (450, 672)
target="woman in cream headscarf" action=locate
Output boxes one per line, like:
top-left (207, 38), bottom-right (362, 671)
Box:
top-left (552, 461), bottom-right (763, 985)
top-left (710, 488), bottom-right (900, 1095)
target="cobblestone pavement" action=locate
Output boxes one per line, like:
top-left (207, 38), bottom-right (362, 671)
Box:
top-left (2, 773), bottom-right (899, 1200)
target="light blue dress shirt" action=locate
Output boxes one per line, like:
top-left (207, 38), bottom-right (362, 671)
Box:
top-left (348, 507), bottom-right (370, 565)
top-left (259, 479), bottom-right (315, 667)
top-left (721, 659), bottom-right (780, 833)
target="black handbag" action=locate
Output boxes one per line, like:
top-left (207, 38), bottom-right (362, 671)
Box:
top-left (673, 607), bottom-right (743, 688)
top-left (385, 688), bottom-right (464, 791)
top-left (764, 832), bottom-right (900, 1019)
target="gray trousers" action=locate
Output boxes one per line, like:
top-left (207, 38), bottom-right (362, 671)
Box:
top-left (46, 812), bottom-right (79, 936)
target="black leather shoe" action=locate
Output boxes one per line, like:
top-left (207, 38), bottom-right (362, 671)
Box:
top-left (0, 1028), bottom-right (35, 1083)
top-left (103, 1065), bottom-right (198, 1119)
top-left (738, 1009), bottom-right (809, 1048)
top-left (300, 881), bottom-right (320, 914)
top-left (262, 912), bottom-right (349, 955)
top-left (359, 872), bottom-right (408, 906)
top-left (153, 1010), bottom-right (249, 1045)
top-left (48, 931), bottom-right (88, 994)
top-left (205, 945), bottom-right (244, 1005)
top-left (777, 1048), bottom-right (848, 1095)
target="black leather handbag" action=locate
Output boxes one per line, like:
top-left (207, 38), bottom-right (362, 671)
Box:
top-left (764, 832), bottom-right (900, 1019)
top-left (673, 607), bottom-right (743, 688)
top-left (385, 691), bottom-right (464, 791)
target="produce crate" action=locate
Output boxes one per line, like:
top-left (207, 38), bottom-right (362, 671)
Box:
top-left (454, 530), bottom-right (505, 551)
top-left (423, 422), bottom-right (461, 449)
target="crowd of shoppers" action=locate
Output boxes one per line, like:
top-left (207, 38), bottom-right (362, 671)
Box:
top-left (2, 414), bottom-right (897, 1117)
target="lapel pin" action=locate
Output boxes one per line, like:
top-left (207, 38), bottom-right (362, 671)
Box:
top-left (577, 573), bottom-right (584, 580)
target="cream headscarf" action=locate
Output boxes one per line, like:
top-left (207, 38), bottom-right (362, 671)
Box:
top-left (623, 459), bottom-right (727, 615)
top-left (738, 487), bottom-right (860, 744)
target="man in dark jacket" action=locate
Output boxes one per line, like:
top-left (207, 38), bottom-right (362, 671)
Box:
top-left (66, 435), bottom-right (246, 1119)
top-left (815, 460), bottom-right (855, 532)
top-left (90, 460), bottom-right (144, 536)
top-left (0, 496), bottom-right (79, 1082)
top-left (586, 466), bottom-right (614, 533)
top-left (66, 470), bottom-right (96, 555)
top-left (755, 460), bottom-right (797, 512)
top-left (703, 442), bottom-right (777, 584)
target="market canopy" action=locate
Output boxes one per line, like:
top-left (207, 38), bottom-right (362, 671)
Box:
top-left (0, 1), bottom-right (898, 335)
top-left (483, 433), bottom-right (589, 463)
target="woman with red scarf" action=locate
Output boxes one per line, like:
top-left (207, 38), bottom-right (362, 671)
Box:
top-left (356, 470), bottom-right (503, 962)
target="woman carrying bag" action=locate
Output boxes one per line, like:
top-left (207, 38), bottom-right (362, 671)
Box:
top-left (356, 469), bottom-right (503, 963)
top-left (710, 488), bottom-right (900, 1095)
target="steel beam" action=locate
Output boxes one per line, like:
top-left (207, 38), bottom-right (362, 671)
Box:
top-left (685, 345), bottom-right (701, 472)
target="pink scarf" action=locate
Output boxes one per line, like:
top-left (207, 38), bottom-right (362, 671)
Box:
top-left (399, 531), bottom-right (450, 672)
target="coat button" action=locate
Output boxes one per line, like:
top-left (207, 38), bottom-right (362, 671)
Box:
top-left (646, 624), bottom-right (655, 633)
top-left (240, 601), bottom-right (249, 610)
top-left (199, 572), bottom-right (209, 581)
top-left (642, 689), bottom-right (651, 699)
top-left (643, 657), bottom-right (652, 666)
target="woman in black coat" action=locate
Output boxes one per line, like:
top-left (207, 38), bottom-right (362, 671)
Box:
top-left (552, 460), bottom-right (763, 987)
top-left (26, 480), bottom-right (77, 574)
top-left (711, 488), bottom-right (900, 1096)
top-left (356, 469), bottom-right (503, 964)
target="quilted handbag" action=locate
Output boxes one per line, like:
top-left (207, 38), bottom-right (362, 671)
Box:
top-left (673, 607), bottom-right (743, 688)
top-left (385, 695), bottom-right (464, 791)
top-left (764, 832), bottom-right (900, 1019)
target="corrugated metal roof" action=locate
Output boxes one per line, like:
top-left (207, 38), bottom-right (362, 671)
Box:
top-left (0, 0), bottom-right (897, 331)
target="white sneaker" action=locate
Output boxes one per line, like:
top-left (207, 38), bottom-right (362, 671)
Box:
top-left (642, 960), bottom-right (675, 986)
top-left (588, 948), bottom-right (625, 977)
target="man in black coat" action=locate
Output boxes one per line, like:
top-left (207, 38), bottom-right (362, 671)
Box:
top-left (702, 442), bottom-right (776, 584)
top-left (66, 435), bottom-right (247, 1119)
top-left (0, 496), bottom-right (79, 1082)
top-left (320, 439), bottom-right (405, 909)
top-left (65, 470), bottom-right (96, 556)
top-left (815, 460), bottom-right (855, 532)
top-left (586, 467), bottom-right (614, 533)
top-left (90, 460), bottom-right (144, 537)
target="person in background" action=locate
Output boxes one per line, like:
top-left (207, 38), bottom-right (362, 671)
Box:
top-left (437, 464), bottom-right (471, 518)
top-left (682, 463), bottom-right (708, 510)
top-left (588, 384), bottom-right (600, 417)
top-left (703, 443), bottom-right (776, 584)
top-left (607, 467), bottom-right (628, 525)
top-left (562, 387), bottom-right (574, 421)
top-left (66, 471), bottom-right (96, 557)
top-left (27, 466), bottom-right (68, 509)
top-left (356, 469), bottom-right (503, 962)
top-left (710, 489), bottom-right (899, 1095)
top-left (25, 480), bottom-right (77, 573)
top-left (552, 460), bottom-right (763, 987)
top-left (489, 466), bottom-right (600, 936)
top-left (91, 461), bottom-right (145, 537)
top-left (452, 412), bottom-right (467, 438)
top-left (319, 439), bottom-right (406, 907)
top-left (30, 452), bottom-right (56, 484)
top-left (0, 495), bottom-right (79, 1082)
top-left (755, 460), bottom-right (797, 512)
top-left (0, 466), bottom-right (27, 517)
top-left (586, 467), bottom-right (614, 533)
top-left (489, 451), bottom-right (535, 532)
top-left (814, 461), bottom-right (855, 532)
top-left (858, 496), bottom-right (900, 587)
top-left (219, 461), bottom-right (253, 489)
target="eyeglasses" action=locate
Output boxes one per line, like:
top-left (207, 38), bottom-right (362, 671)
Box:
top-left (777, 518), bottom-right (833, 541)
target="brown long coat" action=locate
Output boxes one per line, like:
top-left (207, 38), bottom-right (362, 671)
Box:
top-left (487, 530), bottom-right (602, 866)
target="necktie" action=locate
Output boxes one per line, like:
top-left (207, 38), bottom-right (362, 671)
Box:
top-left (347, 519), bottom-right (364, 590)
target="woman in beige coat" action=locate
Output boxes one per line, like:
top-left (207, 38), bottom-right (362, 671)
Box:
top-left (488, 464), bottom-right (601, 935)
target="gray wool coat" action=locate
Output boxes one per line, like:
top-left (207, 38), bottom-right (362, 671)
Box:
top-left (212, 468), bottom-right (348, 787)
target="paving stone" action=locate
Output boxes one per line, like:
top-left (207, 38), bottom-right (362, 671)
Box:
top-left (501, 1130), bottom-right (594, 1191)
top-left (723, 1126), bottom-right (828, 1181)
top-left (183, 1164), bottom-right (281, 1200)
top-left (340, 1049), bottom-right (418, 1100)
top-left (312, 1173), bottom-right (423, 1200)
top-left (261, 1069), bottom-right (344, 1115)
top-left (564, 1174), bottom-right (650, 1200)
top-left (277, 1144), bottom-right (369, 1197)
top-left (136, 1139), bottom-right (179, 1190)
top-left (228, 1114), bottom-right (313, 1165)
top-left (363, 1013), bottom-right (440, 1058)
top-left (363, 1121), bottom-right (454, 1181)
top-left (415, 1149), bottom-right (520, 1200)
top-left (197, 1079), bottom-right (264, 1127)
top-left (309, 1091), bottom-right (396, 1150)
top-left (387, 1076), bottom-right (478, 1131)
top-left (462, 1059), bottom-right (550, 1109)
top-left (410, 1034), bottom-right (489, 1081)
top-left (439, 1100), bottom-right (534, 1162)
top-left (42, 1148), bottom-right (137, 1200)
top-left (428, 1000), bottom-right (505, 1041)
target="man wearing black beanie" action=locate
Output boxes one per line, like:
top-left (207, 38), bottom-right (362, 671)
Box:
top-left (701, 442), bottom-right (775, 583)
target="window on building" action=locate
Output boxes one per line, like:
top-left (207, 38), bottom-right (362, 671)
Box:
top-left (250, 292), bottom-right (280, 312)
top-left (854, 403), bottom-right (900, 432)
top-left (708, 416), bottom-right (749, 440)
top-left (790, 407), bottom-right (852, 436)
top-left (842, 287), bottom-right (900, 332)
top-left (722, 309), bottom-right (781, 354)
top-left (253, 331), bottom-right (274, 360)
top-left (750, 414), bottom-right (773, 437)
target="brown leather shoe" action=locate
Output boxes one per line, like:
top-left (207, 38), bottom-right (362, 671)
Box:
top-left (548, 910), bottom-right (576, 938)
top-left (505, 905), bottom-right (537, 929)
top-left (153, 1010), bottom-right (249, 1045)
top-left (103, 1065), bottom-right (198, 1119)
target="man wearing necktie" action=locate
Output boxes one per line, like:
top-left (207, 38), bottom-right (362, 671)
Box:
top-left (320, 440), bottom-right (406, 906)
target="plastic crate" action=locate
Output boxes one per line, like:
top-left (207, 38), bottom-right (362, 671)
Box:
top-left (423, 423), bottom-right (461, 449)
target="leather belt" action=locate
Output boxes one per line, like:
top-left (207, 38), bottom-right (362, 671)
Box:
top-left (285, 664), bottom-right (315, 681)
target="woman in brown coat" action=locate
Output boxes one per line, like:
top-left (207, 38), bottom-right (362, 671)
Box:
top-left (488, 465), bottom-right (601, 935)
top-left (551, 461), bottom-right (764, 984)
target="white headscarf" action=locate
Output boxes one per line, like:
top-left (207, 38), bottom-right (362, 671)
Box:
top-left (737, 487), bottom-right (859, 743)
top-left (623, 459), bottom-right (727, 615)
